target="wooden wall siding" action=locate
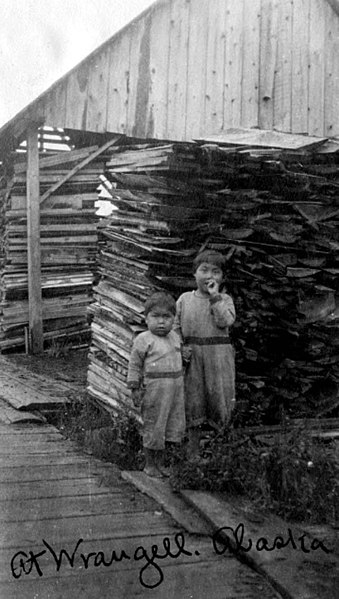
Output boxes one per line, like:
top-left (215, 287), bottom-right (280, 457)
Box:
top-left (65, 63), bottom-right (90, 130)
top-left (146, 1), bottom-right (172, 139)
top-left (258, 0), bottom-right (279, 130)
top-left (106, 30), bottom-right (131, 134)
top-left (15, 0), bottom-right (339, 141)
top-left (223, 0), bottom-right (244, 129)
top-left (44, 80), bottom-right (67, 127)
top-left (167, 0), bottom-right (190, 140)
top-left (241, 0), bottom-right (261, 128)
top-left (324, 0), bottom-right (339, 136)
top-left (291, 0), bottom-right (310, 133)
top-left (204, 0), bottom-right (227, 134)
top-left (273, 1), bottom-right (293, 132)
top-left (308, 0), bottom-right (326, 136)
top-left (86, 50), bottom-right (110, 132)
top-left (185, 0), bottom-right (210, 139)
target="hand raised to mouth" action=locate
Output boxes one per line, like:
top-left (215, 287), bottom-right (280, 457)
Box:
top-left (206, 280), bottom-right (219, 296)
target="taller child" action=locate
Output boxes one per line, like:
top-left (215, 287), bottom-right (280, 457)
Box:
top-left (174, 250), bottom-right (236, 458)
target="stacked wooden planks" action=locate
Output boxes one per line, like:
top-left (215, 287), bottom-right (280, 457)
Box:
top-left (194, 140), bottom-right (339, 421)
top-left (0, 146), bottom-right (103, 352)
top-left (88, 143), bottom-right (203, 415)
top-left (88, 139), bottom-right (338, 424)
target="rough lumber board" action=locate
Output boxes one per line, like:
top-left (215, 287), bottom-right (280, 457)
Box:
top-left (196, 127), bottom-right (327, 149)
top-left (9, 234), bottom-right (97, 245)
top-left (106, 30), bottom-right (131, 134)
top-left (308, 0), bottom-right (326, 136)
top-left (0, 559), bottom-right (268, 599)
top-left (241, 0), bottom-right (261, 128)
top-left (0, 376), bottom-right (69, 409)
top-left (0, 478), bottom-right (113, 501)
top-left (6, 208), bottom-right (97, 218)
top-left (223, 0), bottom-right (244, 128)
top-left (146, 0), bottom-right (171, 139)
top-left (167, 0), bottom-right (190, 140)
top-left (273, 0), bottom-right (293, 132)
top-left (258, 0), bottom-right (279, 130)
top-left (324, 0), bottom-right (339, 136)
top-left (126, 16), bottom-right (147, 136)
top-left (1, 512), bottom-right (173, 549)
top-left (2, 494), bottom-right (148, 522)
top-left (64, 64), bottom-right (90, 130)
top-left (8, 223), bottom-right (97, 233)
top-left (10, 193), bottom-right (97, 210)
top-left (43, 79), bottom-right (67, 127)
top-left (204, 0), bottom-right (227, 135)
top-left (86, 49), bottom-right (110, 132)
top-left (0, 462), bottom-right (114, 483)
top-left (39, 136), bottom-right (122, 204)
top-left (186, 0), bottom-right (211, 138)
top-left (0, 398), bottom-right (45, 425)
top-left (14, 146), bottom-right (98, 173)
top-left (0, 356), bottom-right (75, 409)
top-left (0, 455), bottom-right (94, 467)
top-left (291, 0), bottom-right (310, 133)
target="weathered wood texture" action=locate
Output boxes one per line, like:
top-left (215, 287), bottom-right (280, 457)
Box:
top-left (0, 418), bottom-right (278, 598)
top-left (88, 138), bottom-right (339, 423)
top-left (0, 142), bottom-right (101, 352)
top-left (26, 125), bottom-right (43, 353)
top-left (2, 0), bottom-right (338, 143)
top-left (0, 355), bottom-right (75, 409)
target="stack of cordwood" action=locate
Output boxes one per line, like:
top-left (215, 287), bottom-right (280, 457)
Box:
top-left (0, 145), bottom-right (103, 352)
top-left (88, 137), bottom-right (338, 424)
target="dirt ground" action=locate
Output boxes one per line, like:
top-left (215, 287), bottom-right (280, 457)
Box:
top-left (6, 349), bottom-right (89, 388)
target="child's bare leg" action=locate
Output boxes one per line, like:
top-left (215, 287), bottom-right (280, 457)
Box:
top-left (143, 448), bottom-right (162, 478)
top-left (156, 450), bottom-right (170, 477)
top-left (187, 427), bottom-right (201, 460)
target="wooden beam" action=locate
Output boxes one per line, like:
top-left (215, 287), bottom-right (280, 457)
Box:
top-left (27, 124), bottom-right (43, 353)
top-left (39, 135), bottom-right (123, 204)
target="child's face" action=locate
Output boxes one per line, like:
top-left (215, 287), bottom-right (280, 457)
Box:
top-left (194, 262), bottom-right (223, 293)
top-left (145, 307), bottom-right (174, 336)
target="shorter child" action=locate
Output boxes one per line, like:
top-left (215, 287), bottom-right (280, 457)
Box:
top-left (127, 292), bottom-right (185, 478)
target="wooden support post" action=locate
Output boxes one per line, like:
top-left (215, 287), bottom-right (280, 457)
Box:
top-left (27, 124), bottom-right (43, 353)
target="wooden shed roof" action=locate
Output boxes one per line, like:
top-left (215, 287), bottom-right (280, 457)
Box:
top-left (0, 0), bottom-right (161, 153)
top-left (1, 0), bottom-right (338, 156)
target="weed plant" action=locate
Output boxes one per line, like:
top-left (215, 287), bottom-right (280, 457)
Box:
top-left (54, 397), bottom-right (337, 525)
top-left (56, 394), bottom-right (143, 471)
top-left (170, 424), bottom-right (338, 525)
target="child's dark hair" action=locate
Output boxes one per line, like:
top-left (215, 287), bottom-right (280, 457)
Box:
top-left (193, 250), bottom-right (225, 273)
top-left (144, 292), bottom-right (176, 316)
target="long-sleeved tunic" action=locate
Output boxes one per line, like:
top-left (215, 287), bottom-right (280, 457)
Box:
top-left (174, 290), bottom-right (236, 429)
top-left (127, 330), bottom-right (185, 449)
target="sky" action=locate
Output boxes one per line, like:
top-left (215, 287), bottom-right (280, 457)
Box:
top-left (0, 0), bottom-right (156, 127)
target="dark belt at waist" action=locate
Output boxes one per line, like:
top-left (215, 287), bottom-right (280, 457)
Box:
top-left (185, 336), bottom-right (231, 346)
top-left (144, 370), bottom-right (184, 379)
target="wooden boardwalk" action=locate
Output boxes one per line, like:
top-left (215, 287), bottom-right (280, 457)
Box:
top-left (0, 355), bottom-right (74, 410)
top-left (0, 415), bottom-right (280, 598)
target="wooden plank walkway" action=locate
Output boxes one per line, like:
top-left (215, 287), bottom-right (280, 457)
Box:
top-left (0, 356), bottom-right (73, 410)
top-left (0, 418), bottom-right (279, 597)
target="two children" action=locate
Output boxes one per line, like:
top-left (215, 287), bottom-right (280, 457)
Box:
top-left (127, 250), bottom-right (236, 477)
